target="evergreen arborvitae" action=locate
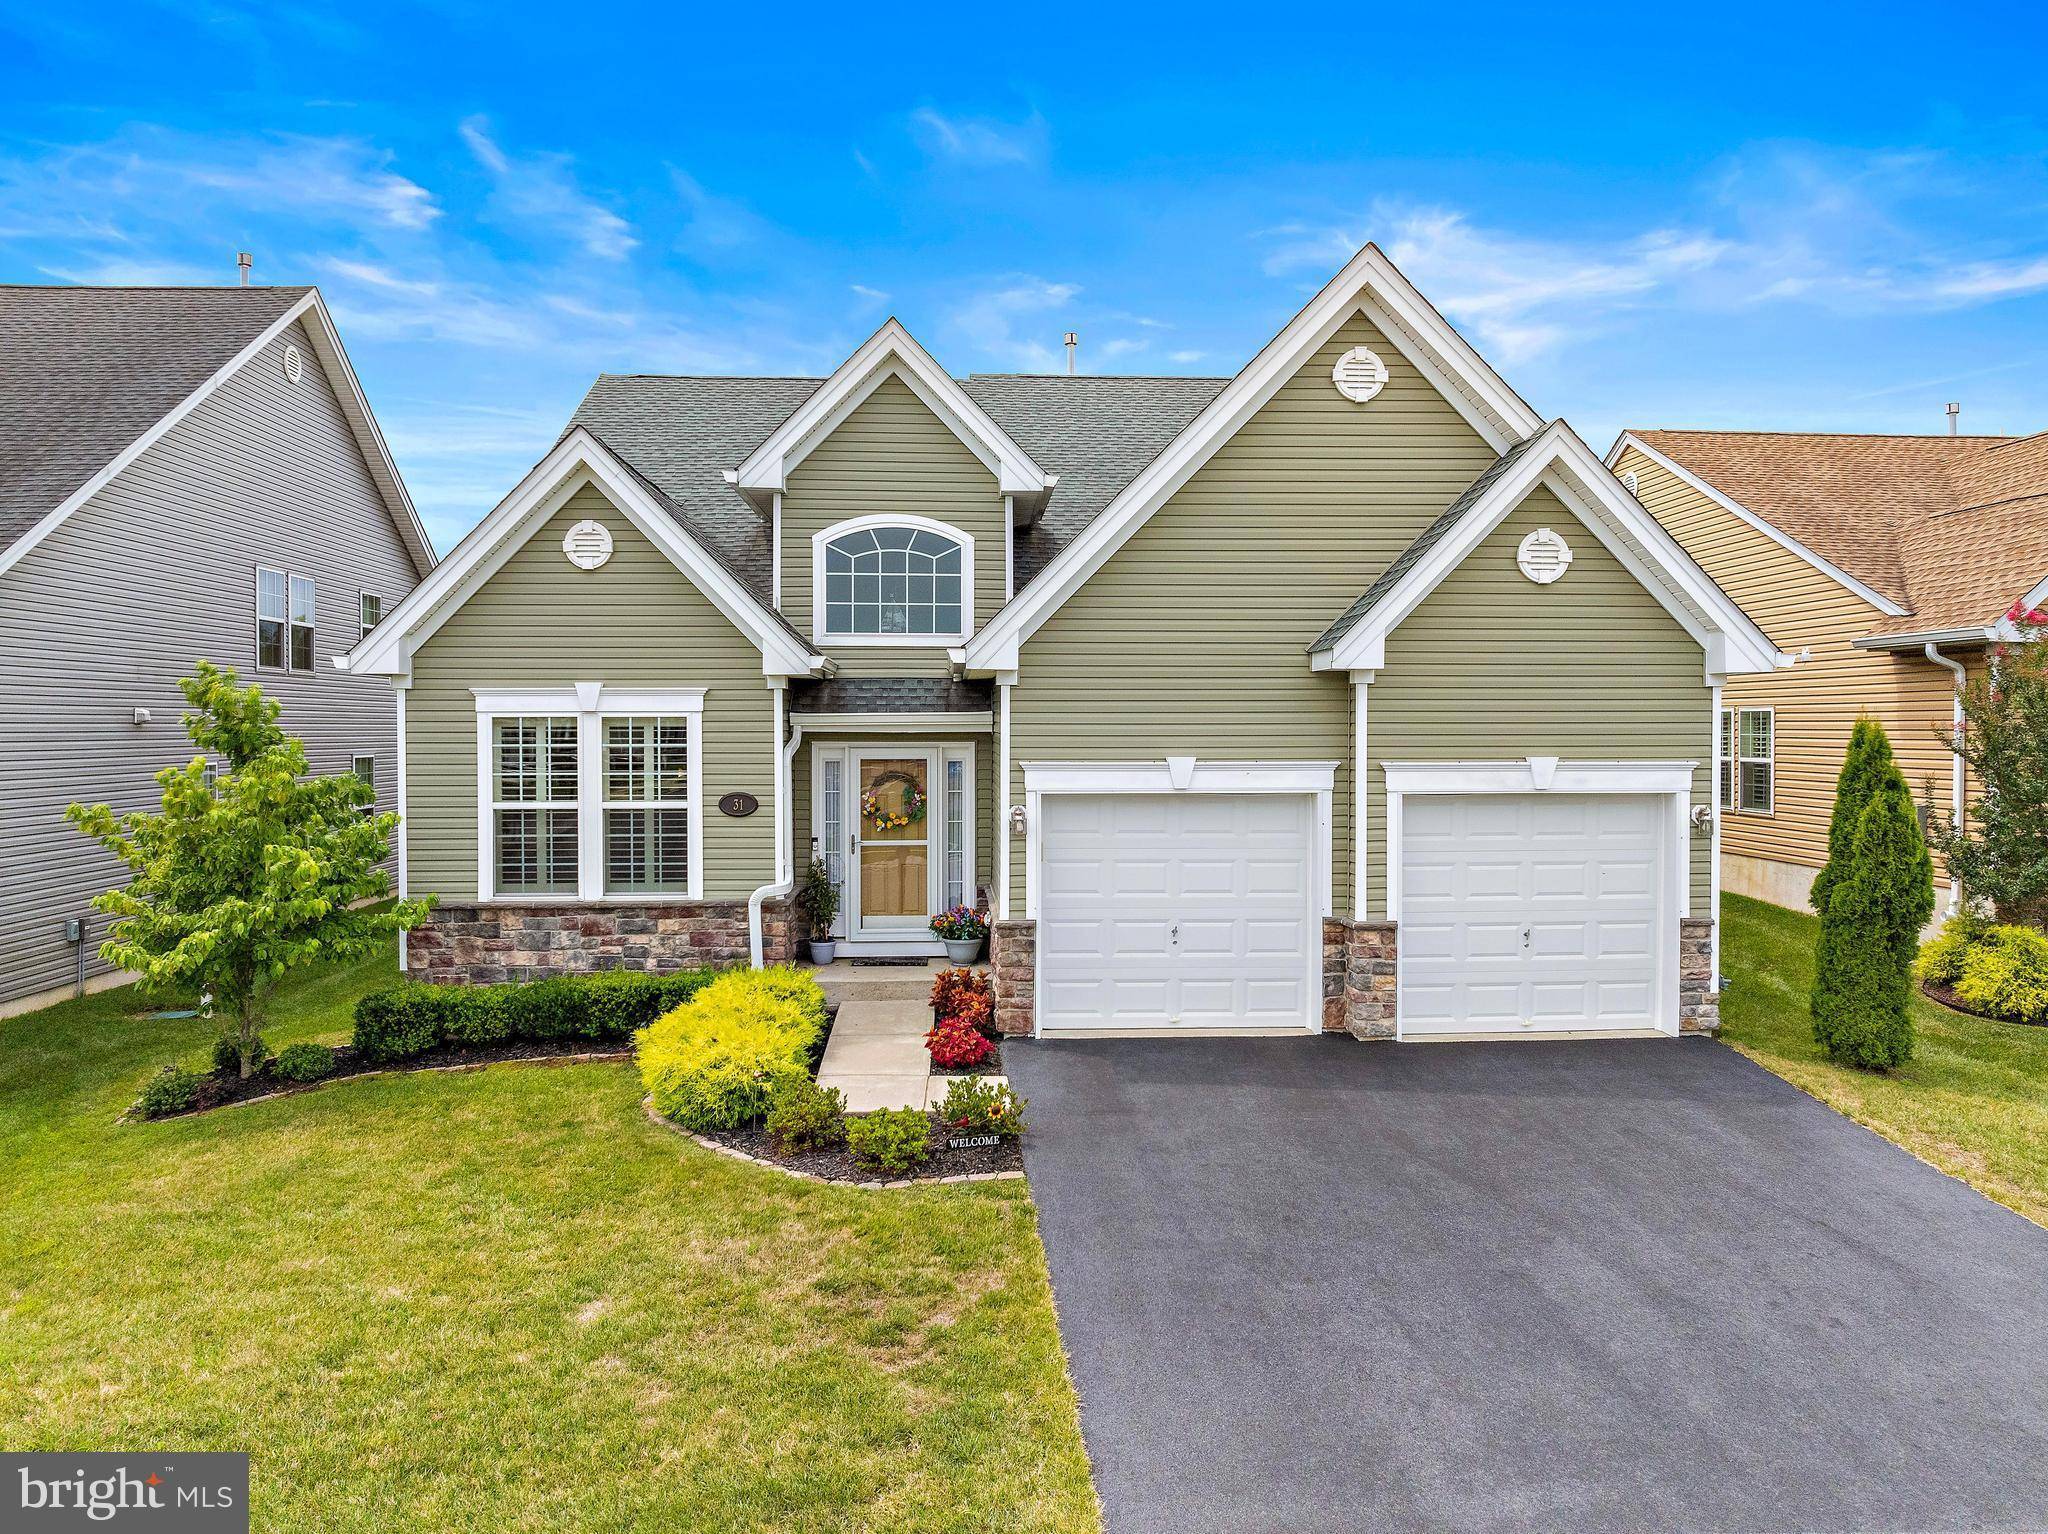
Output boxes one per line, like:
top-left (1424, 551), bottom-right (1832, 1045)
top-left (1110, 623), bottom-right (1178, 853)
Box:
top-left (1811, 770), bottom-right (1935, 1071)
top-left (1810, 717), bottom-right (1898, 917)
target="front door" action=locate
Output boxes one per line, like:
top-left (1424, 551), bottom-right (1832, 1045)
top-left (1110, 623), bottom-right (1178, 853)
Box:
top-left (850, 750), bottom-right (938, 939)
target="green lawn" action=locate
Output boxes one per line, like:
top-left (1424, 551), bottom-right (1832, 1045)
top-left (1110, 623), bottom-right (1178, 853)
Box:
top-left (0, 946), bottom-right (1099, 1533)
top-left (1720, 891), bottom-right (2048, 1228)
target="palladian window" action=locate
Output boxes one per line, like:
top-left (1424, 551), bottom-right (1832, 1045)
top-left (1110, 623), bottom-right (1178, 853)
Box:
top-left (821, 523), bottom-right (965, 639)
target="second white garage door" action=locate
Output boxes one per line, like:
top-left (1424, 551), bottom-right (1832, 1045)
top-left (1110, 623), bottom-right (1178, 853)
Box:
top-left (1038, 793), bottom-right (1316, 1032)
top-left (1398, 793), bottom-right (1669, 1036)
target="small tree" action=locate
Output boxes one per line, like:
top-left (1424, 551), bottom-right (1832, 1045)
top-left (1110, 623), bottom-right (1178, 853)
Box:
top-left (1810, 717), bottom-right (1900, 918)
top-left (68, 663), bottom-right (432, 1077)
top-left (1811, 761), bottom-right (1934, 1070)
top-left (1928, 604), bottom-right (2048, 927)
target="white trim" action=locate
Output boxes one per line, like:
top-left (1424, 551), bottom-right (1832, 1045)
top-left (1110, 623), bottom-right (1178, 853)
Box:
top-left (770, 492), bottom-right (783, 612)
top-left (342, 429), bottom-right (821, 679)
top-left (732, 319), bottom-right (1052, 504)
top-left (1710, 681), bottom-right (1723, 979)
top-left (1380, 757), bottom-right (1692, 1038)
top-left (358, 588), bottom-right (386, 641)
top-left (963, 243), bottom-right (1545, 669)
top-left (395, 677), bottom-right (410, 974)
top-left (996, 680), bottom-right (1013, 920)
top-left (942, 741), bottom-right (978, 910)
top-left (1003, 495), bottom-right (1016, 601)
top-left (1853, 626), bottom-right (1999, 651)
top-left (748, 684), bottom-right (800, 966)
top-left (1352, 677), bottom-right (1370, 921)
top-left (809, 513), bottom-right (975, 647)
top-left (788, 711), bottom-right (992, 732)
top-left (1728, 705), bottom-right (1775, 817)
top-left (1020, 758), bottom-right (1339, 1036)
top-left (1321, 422), bottom-right (1788, 681)
top-left (1606, 433), bottom-right (1910, 618)
top-left (0, 290), bottom-right (433, 580)
top-left (472, 685), bottom-right (706, 903)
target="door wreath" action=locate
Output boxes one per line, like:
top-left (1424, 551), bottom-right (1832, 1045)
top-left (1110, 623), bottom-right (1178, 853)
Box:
top-left (861, 769), bottom-right (927, 831)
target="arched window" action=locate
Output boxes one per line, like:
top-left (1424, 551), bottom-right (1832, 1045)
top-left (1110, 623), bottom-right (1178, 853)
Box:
top-left (817, 519), bottom-right (970, 641)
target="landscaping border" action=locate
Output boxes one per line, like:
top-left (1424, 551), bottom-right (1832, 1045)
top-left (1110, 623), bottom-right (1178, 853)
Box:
top-left (642, 1098), bottom-right (1025, 1189)
top-left (1919, 978), bottom-right (2045, 1027)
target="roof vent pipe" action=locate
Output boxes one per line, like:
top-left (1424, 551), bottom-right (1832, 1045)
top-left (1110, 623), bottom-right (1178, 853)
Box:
top-left (1947, 402), bottom-right (1960, 436)
top-left (1064, 331), bottom-right (1078, 375)
top-left (236, 252), bottom-right (253, 287)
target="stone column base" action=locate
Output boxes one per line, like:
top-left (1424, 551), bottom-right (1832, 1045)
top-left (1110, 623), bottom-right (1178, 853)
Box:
top-left (990, 919), bottom-right (1036, 1036)
top-left (1679, 917), bottom-right (1719, 1034)
top-left (1327, 919), bottom-right (1399, 1039)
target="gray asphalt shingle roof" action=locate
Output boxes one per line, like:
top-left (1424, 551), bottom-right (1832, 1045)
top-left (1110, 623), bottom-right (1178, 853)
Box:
top-left (788, 677), bottom-right (995, 715)
top-left (0, 284), bottom-right (311, 553)
top-left (1309, 433), bottom-right (1542, 655)
top-left (569, 372), bottom-right (1229, 599)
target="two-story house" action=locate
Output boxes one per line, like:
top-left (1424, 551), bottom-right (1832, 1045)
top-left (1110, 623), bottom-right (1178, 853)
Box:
top-left (346, 245), bottom-right (1784, 1043)
top-left (0, 284), bottom-right (434, 1014)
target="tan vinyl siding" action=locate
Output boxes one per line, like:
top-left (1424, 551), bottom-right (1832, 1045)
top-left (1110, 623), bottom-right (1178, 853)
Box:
top-left (780, 375), bottom-right (1006, 678)
top-left (0, 319), bottom-right (422, 1007)
top-left (1616, 444), bottom-right (1963, 891)
top-left (1007, 313), bottom-right (1500, 913)
top-left (1367, 490), bottom-right (1712, 918)
top-left (407, 485), bottom-right (776, 901)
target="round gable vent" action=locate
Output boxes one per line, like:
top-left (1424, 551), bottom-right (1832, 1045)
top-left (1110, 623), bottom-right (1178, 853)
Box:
top-left (1620, 469), bottom-right (1640, 495)
top-left (1332, 346), bottom-right (1389, 404)
top-left (563, 519), bottom-right (614, 571)
top-left (1516, 527), bottom-right (1573, 585)
top-left (281, 343), bottom-right (303, 384)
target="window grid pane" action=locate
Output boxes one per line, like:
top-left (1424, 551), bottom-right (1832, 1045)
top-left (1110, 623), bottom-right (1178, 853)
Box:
top-left (821, 757), bottom-right (844, 905)
top-left (944, 757), bottom-right (966, 909)
top-left (601, 717), bottom-right (690, 894)
top-left (822, 526), bottom-right (964, 637)
top-left (1737, 710), bottom-right (1773, 814)
top-left (1719, 709), bottom-right (1734, 811)
top-left (360, 593), bottom-right (383, 633)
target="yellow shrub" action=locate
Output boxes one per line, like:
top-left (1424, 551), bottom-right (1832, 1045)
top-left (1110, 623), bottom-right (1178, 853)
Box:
top-left (635, 966), bottom-right (827, 1131)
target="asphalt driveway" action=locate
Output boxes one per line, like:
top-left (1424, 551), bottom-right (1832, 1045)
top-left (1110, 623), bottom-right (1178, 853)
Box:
top-left (1007, 1036), bottom-right (2048, 1534)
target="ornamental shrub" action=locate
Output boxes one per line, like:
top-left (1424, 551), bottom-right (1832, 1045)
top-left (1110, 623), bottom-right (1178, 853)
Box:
top-left (936, 1077), bottom-right (1026, 1139)
top-left (353, 967), bottom-right (719, 1061)
top-left (931, 967), bottom-right (991, 1017)
top-left (353, 986), bottom-right (447, 1061)
top-left (764, 1077), bottom-right (847, 1152)
top-left (1955, 925), bottom-right (2048, 1026)
top-left (1812, 772), bottom-right (1933, 1070)
top-left (136, 1065), bottom-right (203, 1119)
top-left (1811, 717), bottom-right (1900, 919)
top-left (273, 1041), bottom-right (337, 1082)
top-left (845, 1107), bottom-right (931, 1174)
top-left (635, 967), bottom-right (827, 1131)
top-left (925, 1016), bottom-right (994, 1070)
top-left (951, 990), bottom-right (996, 1037)
top-left (1914, 917), bottom-right (1986, 987)
top-left (212, 1032), bottom-right (267, 1076)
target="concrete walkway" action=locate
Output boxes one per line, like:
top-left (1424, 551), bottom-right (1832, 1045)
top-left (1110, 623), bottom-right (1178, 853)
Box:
top-left (815, 998), bottom-right (931, 1111)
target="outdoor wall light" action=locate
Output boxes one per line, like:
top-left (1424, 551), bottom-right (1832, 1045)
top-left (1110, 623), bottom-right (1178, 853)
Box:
top-left (1009, 804), bottom-right (1027, 837)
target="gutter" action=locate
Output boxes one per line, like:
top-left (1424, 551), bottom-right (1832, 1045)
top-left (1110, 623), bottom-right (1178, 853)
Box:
top-left (1853, 626), bottom-right (1998, 652)
top-left (747, 684), bottom-right (803, 966)
top-left (1924, 642), bottom-right (1967, 918)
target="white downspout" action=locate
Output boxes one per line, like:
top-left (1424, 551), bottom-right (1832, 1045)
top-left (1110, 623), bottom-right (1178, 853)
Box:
top-left (395, 676), bottom-right (410, 973)
top-left (1925, 642), bottom-right (1967, 916)
top-left (1352, 675), bottom-right (1369, 921)
top-left (996, 676), bottom-right (1013, 919)
top-left (1709, 681), bottom-right (1723, 982)
top-left (748, 682), bottom-right (803, 966)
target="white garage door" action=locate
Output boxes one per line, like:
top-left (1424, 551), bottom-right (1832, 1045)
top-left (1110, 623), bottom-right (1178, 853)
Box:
top-left (1039, 794), bottom-right (1316, 1032)
top-left (1399, 794), bottom-right (1667, 1036)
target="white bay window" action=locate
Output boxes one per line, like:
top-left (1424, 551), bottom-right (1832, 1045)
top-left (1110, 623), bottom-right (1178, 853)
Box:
top-left (475, 687), bottom-right (704, 900)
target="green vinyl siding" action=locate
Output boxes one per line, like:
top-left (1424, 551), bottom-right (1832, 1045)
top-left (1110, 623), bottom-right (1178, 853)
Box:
top-left (1364, 488), bottom-right (1712, 919)
top-left (407, 485), bottom-right (778, 902)
top-left (1006, 312), bottom-right (1500, 913)
top-left (780, 375), bottom-right (1007, 677)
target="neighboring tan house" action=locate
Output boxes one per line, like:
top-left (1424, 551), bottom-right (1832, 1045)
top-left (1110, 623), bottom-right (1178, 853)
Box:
top-left (344, 245), bottom-right (1783, 1042)
top-left (1608, 428), bottom-right (2048, 921)
top-left (0, 285), bottom-right (435, 1016)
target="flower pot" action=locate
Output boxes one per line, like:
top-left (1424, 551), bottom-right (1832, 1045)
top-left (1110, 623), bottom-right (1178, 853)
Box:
top-left (808, 939), bottom-right (838, 965)
top-left (942, 937), bottom-right (983, 964)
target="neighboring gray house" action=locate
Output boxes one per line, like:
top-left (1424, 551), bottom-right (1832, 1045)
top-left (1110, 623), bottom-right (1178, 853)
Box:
top-left (0, 284), bottom-right (434, 1015)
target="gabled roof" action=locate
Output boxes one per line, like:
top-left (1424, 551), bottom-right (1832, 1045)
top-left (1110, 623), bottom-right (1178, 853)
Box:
top-left (962, 243), bottom-right (1548, 670)
top-left (0, 284), bottom-right (433, 577)
top-left (1315, 422), bottom-right (1786, 680)
top-left (729, 318), bottom-right (1053, 509)
top-left (342, 426), bottom-right (820, 679)
top-left (570, 372), bottom-right (1225, 603)
top-left (1611, 427), bottom-right (2048, 644)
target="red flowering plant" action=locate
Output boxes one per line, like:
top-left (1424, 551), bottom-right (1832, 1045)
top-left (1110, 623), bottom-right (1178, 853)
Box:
top-left (924, 1015), bottom-right (994, 1070)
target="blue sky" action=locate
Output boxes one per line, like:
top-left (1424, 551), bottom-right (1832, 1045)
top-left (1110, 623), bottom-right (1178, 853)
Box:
top-left (5, 3), bottom-right (2048, 553)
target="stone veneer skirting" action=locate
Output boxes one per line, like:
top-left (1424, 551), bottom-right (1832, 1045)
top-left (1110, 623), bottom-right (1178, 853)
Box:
top-left (990, 919), bottom-right (1036, 1037)
top-left (1324, 919), bottom-right (1400, 1039)
top-left (406, 899), bottom-right (799, 984)
top-left (1679, 916), bottom-right (1719, 1035)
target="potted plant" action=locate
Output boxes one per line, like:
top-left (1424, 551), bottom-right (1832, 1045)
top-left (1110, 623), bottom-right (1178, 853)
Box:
top-left (930, 904), bottom-right (990, 964)
top-left (797, 857), bottom-right (840, 964)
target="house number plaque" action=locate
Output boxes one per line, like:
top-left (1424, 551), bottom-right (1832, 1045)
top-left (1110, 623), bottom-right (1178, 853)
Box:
top-left (718, 792), bottom-right (759, 818)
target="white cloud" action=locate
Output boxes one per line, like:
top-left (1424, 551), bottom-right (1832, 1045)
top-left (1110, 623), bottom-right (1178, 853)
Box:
top-left (1168, 349), bottom-right (1206, 364)
top-left (1934, 255), bottom-right (2048, 301)
top-left (943, 277), bottom-right (1080, 370)
top-left (909, 107), bottom-right (1045, 167)
top-left (460, 116), bottom-right (636, 261)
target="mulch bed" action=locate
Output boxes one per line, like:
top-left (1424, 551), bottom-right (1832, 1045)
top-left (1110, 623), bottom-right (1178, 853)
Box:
top-left (700, 1112), bottom-right (1023, 1181)
top-left (1920, 979), bottom-right (2043, 1027)
top-left (139, 1039), bottom-right (632, 1121)
top-left (930, 1036), bottom-right (1004, 1078)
